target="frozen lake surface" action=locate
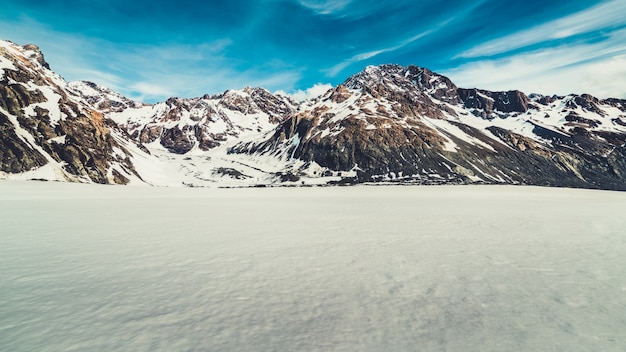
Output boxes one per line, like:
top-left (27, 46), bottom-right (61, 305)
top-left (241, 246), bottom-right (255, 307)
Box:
top-left (1, 181), bottom-right (625, 351)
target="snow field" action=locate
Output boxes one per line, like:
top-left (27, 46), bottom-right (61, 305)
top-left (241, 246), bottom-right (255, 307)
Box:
top-left (0, 182), bottom-right (625, 351)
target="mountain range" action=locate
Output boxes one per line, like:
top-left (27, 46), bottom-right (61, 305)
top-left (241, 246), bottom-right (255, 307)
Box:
top-left (2, 40), bottom-right (626, 190)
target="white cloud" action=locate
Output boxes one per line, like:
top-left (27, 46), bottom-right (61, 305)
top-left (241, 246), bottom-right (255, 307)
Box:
top-left (123, 68), bottom-right (303, 102)
top-left (129, 82), bottom-right (176, 101)
top-left (65, 68), bottom-right (122, 89)
top-left (459, 0), bottom-right (626, 58)
top-left (297, 0), bottom-right (352, 15)
top-left (443, 28), bottom-right (626, 98)
top-left (276, 83), bottom-right (334, 102)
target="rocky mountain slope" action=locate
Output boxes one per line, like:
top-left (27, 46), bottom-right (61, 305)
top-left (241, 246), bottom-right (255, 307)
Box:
top-left (2, 40), bottom-right (626, 189)
top-left (232, 65), bottom-right (626, 189)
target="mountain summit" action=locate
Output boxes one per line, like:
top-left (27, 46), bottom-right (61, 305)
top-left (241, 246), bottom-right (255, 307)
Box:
top-left (2, 40), bottom-right (626, 189)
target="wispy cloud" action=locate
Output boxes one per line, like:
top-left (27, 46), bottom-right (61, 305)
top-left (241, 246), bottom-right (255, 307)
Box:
top-left (459, 0), bottom-right (626, 58)
top-left (125, 65), bottom-right (304, 102)
top-left (275, 83), bottom-right (333, 102)
top-left (323, 0), bottom-right (491, 77)
top-left (297, 0), bottom-right (352, 15)
top-left (324, 50), bottom-right (382, 78)
top-left (443, 28), bottom-right (626, 98)
top-left (0, 16), bottom-right (303, 102)
top-left (129, 82), bottom-right (176, 100)
top-left (325, 29), bottom-right (436, 77)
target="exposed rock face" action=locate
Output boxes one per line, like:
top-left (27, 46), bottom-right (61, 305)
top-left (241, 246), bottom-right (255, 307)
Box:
top-left (0, 112), bottom-right (48, 172)
top-left (0, 83), bottom-right (47, 116)
top-left (160, 125), bottom-right (198, 154)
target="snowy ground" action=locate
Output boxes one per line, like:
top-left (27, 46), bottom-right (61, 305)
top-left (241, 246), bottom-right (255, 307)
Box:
top-left (1, 181), bottom-right (625, 351)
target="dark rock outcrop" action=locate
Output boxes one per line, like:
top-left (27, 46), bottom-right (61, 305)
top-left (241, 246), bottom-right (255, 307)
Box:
top-left (0, 112), bottom-right (48, 173)
top-left (458, 89), bottom-right (529, 117)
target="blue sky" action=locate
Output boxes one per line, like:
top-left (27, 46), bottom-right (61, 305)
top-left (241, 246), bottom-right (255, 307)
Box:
top-left (2, 0), bottom-right (625, 102)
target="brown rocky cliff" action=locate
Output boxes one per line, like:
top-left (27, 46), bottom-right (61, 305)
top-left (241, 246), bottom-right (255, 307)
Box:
top-left (1, 42), bottom-right (136, 183)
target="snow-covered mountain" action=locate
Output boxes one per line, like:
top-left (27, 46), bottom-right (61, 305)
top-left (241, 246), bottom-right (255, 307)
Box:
top-left (2, 40), bottom-right (626, 189)
top-left (107, 87), bottom-right (296, 154)
top-left (233, 65), bottom-right (626, 189)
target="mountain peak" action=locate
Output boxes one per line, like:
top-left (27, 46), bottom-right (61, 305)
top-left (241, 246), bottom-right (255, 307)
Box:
top-left (342, 64), bottom-right (461, 106)
top-left (0, 40), bottom-right (51, 70)
top-left (344, 64), bottom-right (405, 89)
top-left (20, 44), bottom-right (50, 70)
top-left (67, 80), bottom-right (143, 112)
